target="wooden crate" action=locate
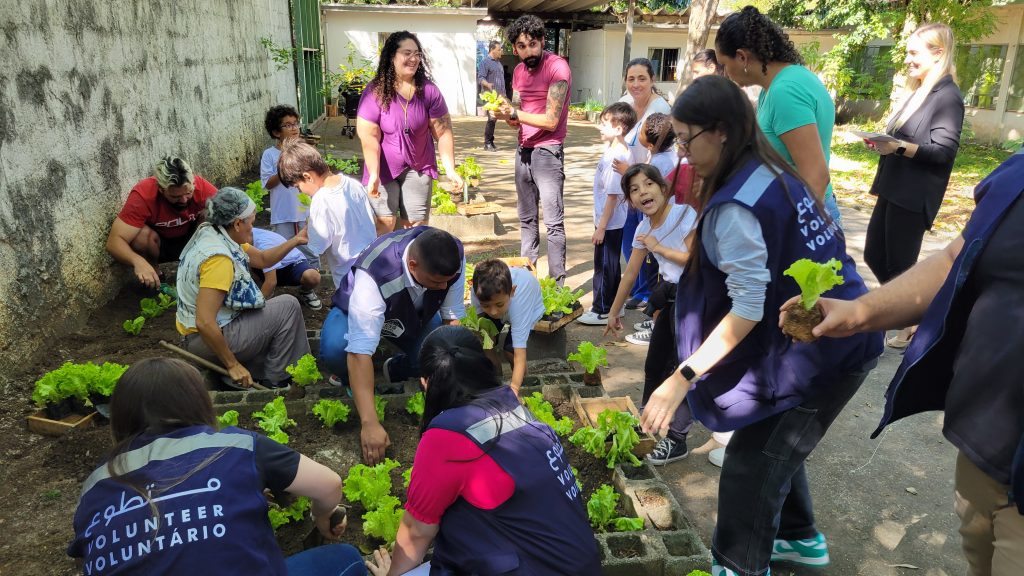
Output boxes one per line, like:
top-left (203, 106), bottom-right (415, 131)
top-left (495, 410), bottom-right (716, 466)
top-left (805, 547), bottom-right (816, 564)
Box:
top-left (27, 410), bottom-right (97, 437)
top-left (457, 201), bottom-right (501, 216)
top-left (571, 395), bottom-right (656, 457)
top-left (497, 257), bottom-right (537, 276)
top-left (532, 304), bottom-right (583, 334)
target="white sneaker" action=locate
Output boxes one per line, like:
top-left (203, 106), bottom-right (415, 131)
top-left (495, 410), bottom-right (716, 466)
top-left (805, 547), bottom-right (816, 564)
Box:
top-left (633, 319), bottom-right (654, 331)
top-left (577, 309), bottom-right (624, 325)
top-left (625, 329), bottom-right (652, 346)
top-left (712, 431), bottom-right (734, 445)
top-left (708, 447), bottom-right (726, 468)
top-left (299, 290), bottom-right (323, 310)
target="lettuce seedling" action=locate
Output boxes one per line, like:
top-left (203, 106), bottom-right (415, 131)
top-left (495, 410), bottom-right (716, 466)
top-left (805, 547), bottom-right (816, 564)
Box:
top-left (685, 572), bottom-right (712, 576)
top-left (455, 156), bottom-right (483, 185)
top-left (343, 458), bottom-right (401, 511)
top-left (285, 354), bottom-right (322, 387)
top-left (32, 361), bottom-right (128, 407)
top-left (405, 391), bottom-right (425, 417)
top-left (217, 410), bottom-right (239, 428)
top-left (156, 292), bottom-right (176, 310)
top-left (570, 410), bottom-right (642, 469)
top-left (430, 180), bottom-right (458, 215)
top-left (374, 396), bottom-right (388, 422)
top-left (568, 341), bottom-right (608, 375)
top-left (782, 258), bottom-right (845, 342)
top-left (540, 277), bottom-right (583, 316)
top-left (569, 426), bottom-right (607, 460)
top-left (402, 466), bottom-right (413, 489)
top-left (268, 496), bottom-right (310, 530)
top-left (245, 181), bottom-right (268, 213)
top-left (90, 362), bottom-right (129, 398)
top-left (460, 308), bottom-right (499, 350)
top-left (253, 397), bottom-right (296, 444)
top-left (523, 392), bottom-right (574, 437)
top-left (481, 90), bottom-right (506, 112)
top-left (587, 484), bottom-right (643, 532)
top-left (122, 316), bottom-right (145, 336)
top-left (312, 399), bottom-right (350, 428)
top-left (362, 495), bottom-right (403, 547)
top-left (139, 298), bottom-right (163, 319)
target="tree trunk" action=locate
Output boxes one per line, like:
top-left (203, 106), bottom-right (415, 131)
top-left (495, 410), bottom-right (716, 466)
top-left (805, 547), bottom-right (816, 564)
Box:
top-left (622, 0), bottom-right (636, 96)
top-left (677, 0), bottom-right (721, 96)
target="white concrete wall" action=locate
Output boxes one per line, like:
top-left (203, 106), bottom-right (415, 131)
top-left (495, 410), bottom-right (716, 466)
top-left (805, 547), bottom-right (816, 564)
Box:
top-left (569, 25), bottom-right (839, 106)
top-left (0, 0), bottom-right (296, 372)
top-left (322, 10), bottom-right (480, 115)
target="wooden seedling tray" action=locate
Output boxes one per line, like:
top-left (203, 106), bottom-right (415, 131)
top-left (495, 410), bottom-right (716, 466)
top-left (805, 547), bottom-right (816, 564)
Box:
top-left (457, 201), bottom-right (501, 216)
top-left (27, 410), bottom-right (97, 437)
top-left (571, 395), bottom-right (656, 457)
top-left (532, 304), bottom-right (583, 334)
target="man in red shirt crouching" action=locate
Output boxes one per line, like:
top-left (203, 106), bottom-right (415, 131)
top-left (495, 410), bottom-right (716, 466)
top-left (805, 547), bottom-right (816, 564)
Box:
top-left (106, 156), bottom-right (218, 288)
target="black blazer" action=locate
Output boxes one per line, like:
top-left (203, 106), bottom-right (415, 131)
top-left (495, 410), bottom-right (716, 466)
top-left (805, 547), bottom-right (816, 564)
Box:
top-left (869, 74), bottom-right (964, 226)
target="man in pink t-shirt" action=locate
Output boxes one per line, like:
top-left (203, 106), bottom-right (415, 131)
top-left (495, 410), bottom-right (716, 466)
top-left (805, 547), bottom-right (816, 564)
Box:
top-left (493, 15), bottom-right (572, 284)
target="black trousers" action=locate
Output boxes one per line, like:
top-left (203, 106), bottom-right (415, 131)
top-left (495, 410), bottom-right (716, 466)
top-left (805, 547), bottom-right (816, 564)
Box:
top-left (591, 228), bottom-right (623, 314)
top-left (863, 196), bottom-right (929, 283)
top-left (641, 290), bottom-right (693, 441)
top-left (484, 117), bottom-right (497, 146)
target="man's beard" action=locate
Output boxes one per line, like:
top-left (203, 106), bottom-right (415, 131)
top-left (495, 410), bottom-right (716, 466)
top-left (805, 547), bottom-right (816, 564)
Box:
top-left (524, 55), bottom-right (542, 69)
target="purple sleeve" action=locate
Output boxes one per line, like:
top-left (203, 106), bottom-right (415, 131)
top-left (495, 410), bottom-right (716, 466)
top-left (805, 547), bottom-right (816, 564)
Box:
top-left (425, 83), bottom-right (449, 119)
top-left (356, 86), bottom-right (381, 124)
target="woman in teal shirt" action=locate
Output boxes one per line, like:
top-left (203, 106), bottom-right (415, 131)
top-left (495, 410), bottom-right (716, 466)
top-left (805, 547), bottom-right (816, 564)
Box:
top-left (714, 6), bottom-right (842, 224)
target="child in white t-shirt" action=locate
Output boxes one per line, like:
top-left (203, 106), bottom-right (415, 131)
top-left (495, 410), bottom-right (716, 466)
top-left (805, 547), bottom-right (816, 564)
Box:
top-left (261, 105), bottom-right (318, 268)
top-left (605, 164), bottom-right (698, 465)
top-left (470, 259), bottom-right (545, 395)
top-left (579, 103), bottom-right (637, 326)
top-left (276, 140), bottom-right (376, 290)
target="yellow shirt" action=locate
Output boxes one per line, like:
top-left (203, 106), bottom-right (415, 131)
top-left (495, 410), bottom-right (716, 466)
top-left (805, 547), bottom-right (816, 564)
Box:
top-left (176, 244), bottom-right (252, 335)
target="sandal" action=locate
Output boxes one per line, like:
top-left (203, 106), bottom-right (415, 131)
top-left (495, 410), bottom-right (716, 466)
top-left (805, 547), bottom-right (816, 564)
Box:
top-left (886, 327), bottom-right (917, 349)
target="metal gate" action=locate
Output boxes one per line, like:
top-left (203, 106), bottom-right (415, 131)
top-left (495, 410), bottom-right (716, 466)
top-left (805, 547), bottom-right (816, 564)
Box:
top-left (292, 0), bottom-right (323, 125)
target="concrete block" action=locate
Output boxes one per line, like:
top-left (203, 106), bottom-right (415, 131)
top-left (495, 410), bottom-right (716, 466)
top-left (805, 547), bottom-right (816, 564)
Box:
top-left (430, 212), bottom-right (506, 240)
top-left (525, 328), bottom-right (567, 360)
top-left (597, 532), bottom-right (662, 576)
top-left (210, 391), bottom-right (243, 406)
top-left (526, 358), bottom-right (572, 374)
top-left (659, 530), bottom-right (711, 576)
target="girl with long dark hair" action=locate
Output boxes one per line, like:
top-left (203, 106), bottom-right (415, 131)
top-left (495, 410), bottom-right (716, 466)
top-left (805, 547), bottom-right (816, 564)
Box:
top-left (640, 75), bottom-right (882, 576)
top-left (357, 31), bottom-right (462, 234)
top-left (366, 326), bottom-right (600, 575)
top-left (68, 358), bottom-right (365, 575)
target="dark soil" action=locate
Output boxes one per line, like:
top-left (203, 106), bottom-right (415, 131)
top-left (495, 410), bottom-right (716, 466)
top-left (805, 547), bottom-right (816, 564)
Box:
top-left (781, 304), bottom-right (823, 342)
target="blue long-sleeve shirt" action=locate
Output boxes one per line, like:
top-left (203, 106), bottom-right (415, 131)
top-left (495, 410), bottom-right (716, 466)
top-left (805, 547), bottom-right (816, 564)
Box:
top-left (477, 56), bottom-right (505, 96)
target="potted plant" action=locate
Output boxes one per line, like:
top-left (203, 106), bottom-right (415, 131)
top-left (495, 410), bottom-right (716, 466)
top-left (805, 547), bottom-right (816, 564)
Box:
top-left (780, 258), bottom-right (845, 342)
top-left (336, 43), bottom-right (376, 98)
top-left (584, 99), bottom-right (604, 123)
top-left (539, 277), bottom-right (583, 321)
top-left (568, 341), bottom-right (609, 386)
top-left (32, 361), bottom-right (128, 420)
top-left (568, 103), bottom-right (587, 121)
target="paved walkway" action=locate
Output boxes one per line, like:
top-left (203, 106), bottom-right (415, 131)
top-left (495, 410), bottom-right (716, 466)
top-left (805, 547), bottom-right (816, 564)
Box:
top-left (318, 115), bottom-right (966, 575)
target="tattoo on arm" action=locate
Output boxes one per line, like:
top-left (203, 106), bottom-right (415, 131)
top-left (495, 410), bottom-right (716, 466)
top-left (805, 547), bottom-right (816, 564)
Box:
top-left (430, 114), bottom-right (453, 137)
top-left (511, 90), bottom-right (522, 108)
top-left (545, 80), bottom-right (568, 125)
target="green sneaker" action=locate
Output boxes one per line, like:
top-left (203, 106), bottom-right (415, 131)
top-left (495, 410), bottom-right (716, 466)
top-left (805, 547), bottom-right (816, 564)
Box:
top-left (712, 559), bottom-right (770, 576)
top-left (771, 532), bottom-right (830, 566)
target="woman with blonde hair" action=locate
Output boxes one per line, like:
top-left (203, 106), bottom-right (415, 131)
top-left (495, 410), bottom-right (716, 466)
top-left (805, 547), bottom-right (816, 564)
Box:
top-left (862, 22), bottom-right (964, 348)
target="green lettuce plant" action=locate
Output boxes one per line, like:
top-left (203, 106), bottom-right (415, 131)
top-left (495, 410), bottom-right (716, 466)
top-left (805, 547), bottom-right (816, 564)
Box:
top-left (406, 391), bottom-right (425, 417)
top-left (569, 409), bottom-right (642, 469)
top-left (253, 397), bottom-right (296, 444)
top-left (312, 399), bottom-right (350, 428)
top-left (32, 361), bottom-right (129, 407)
top-left (540, 277), bottom-right (583, 316)
top-left (523, 392), bottom-right (574, 437)
top-left (460, 307), bottom-right (499, 350)
top-left (375, 396), bottom-right (387, 422)
top-left (781, 258), bottom-right (845, 342)
top-left (587, 484), bottom-right (643, 532)
top-left (362, 495), bottom-right (403, 547)
top-left (343, 458), bottom-right (401, 511)
top-left (268, 496), bottom-right (310, 530)
top-left (285, 354), bottom-right (322, 387)
top-left (245, 181), bottom-right (268, 213)
top-left (122, 316), bottom-right (145, 336)
top-left (217, 410), bottom-right (239, 429)
top-left (568, 341), bottom-right (608, 374)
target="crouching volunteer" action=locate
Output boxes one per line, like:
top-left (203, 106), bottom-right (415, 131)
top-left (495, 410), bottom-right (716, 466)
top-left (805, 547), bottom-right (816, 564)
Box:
top-left (68, 358), bottom-right (367, 576)
top-left (470, 259), bottom-right (545, 395)
top-left (176, 187), bottom-right (310, 390)
top-left (364, 326), bottom-right (601, 576)
top-left (639, 76), bottom-right (882, 576)
top-left (320, 227), bottom-right (465, 465)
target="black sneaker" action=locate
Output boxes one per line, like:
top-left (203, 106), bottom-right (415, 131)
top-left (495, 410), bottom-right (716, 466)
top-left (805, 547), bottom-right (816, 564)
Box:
top-left (375, 357), bottom-right (405, 394)
top-left (625, 296), bottom-right (648, 310)
top-left (484, 143), bottom-right (497, 152)
top-left (646, 436), bottom-right (689, 465)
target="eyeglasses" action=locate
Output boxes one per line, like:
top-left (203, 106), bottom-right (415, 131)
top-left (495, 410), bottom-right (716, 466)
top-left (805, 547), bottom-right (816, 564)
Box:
top-left (281, 122), bottom-right (299, 129)
top-left (398, 50), bottom-right (422, 60)
top-left (679, 128), bottom-right (708, 152)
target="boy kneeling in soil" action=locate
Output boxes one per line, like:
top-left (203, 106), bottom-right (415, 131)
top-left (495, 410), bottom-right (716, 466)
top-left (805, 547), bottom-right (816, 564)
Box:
top-left (249, 227), bottom-right (322, 308)
top-left (471, 259), bottom-right (545, 395)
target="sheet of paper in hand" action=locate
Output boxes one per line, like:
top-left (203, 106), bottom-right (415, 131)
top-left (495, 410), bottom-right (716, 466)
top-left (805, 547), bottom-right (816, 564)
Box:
top-left (851, 130), bottom-right (899, 143)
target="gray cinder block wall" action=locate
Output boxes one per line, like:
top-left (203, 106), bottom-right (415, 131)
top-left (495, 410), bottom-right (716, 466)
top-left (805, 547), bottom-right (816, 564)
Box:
top-left (0, 0), bottom-right (297, 372)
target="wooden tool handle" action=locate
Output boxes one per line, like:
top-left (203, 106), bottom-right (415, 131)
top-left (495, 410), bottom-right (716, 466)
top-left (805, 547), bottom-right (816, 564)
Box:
top-left (158, 340), bottom-right (269, 391)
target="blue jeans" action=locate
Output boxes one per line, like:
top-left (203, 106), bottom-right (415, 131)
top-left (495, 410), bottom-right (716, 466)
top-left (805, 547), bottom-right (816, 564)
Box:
top-left (285, 543), bottom-right (366, 576)
top-left (320, 307), bottom-right (442, 382)
top-left (622, 208), bottom-right (656, 302)
top-left (712, 365), bottom-right (872, 575)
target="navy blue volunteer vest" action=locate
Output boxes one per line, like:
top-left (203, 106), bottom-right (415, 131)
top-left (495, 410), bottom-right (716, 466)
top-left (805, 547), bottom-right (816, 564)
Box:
top-left (873, 149), bottom-right (1024, 512)
top-left (677, 160), bottom-right (883, 432)
top-left (68, 426), bottom-right (286, 575)
top-left (426, 387), bottom-right (601, 575)
top-left (333, 227), bottom-right (464, 349)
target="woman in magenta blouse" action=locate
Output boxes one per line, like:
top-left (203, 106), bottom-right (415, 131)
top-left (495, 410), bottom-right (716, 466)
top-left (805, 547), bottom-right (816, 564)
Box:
top-left (356, 31), bottom-right (463, 235)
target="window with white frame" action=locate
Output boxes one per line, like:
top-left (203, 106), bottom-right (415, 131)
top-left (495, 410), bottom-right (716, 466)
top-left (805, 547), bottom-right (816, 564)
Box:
top-left (648, 48), bottom-right (680, 82)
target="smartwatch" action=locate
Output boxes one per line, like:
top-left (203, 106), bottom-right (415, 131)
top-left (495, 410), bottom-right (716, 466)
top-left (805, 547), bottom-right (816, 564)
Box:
top-left (678, 364), bottom-right (696, 381)
top-left (895, 141), bottom-right (907, 156)
top-left (510, 109), bottom-right (519, 122)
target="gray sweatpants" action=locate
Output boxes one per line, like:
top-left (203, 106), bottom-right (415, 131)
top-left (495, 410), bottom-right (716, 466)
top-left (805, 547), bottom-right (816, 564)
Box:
top-left (515, 145), bottom-right (566, 283)
top-left (184, 295), bottom-right (310, 385)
